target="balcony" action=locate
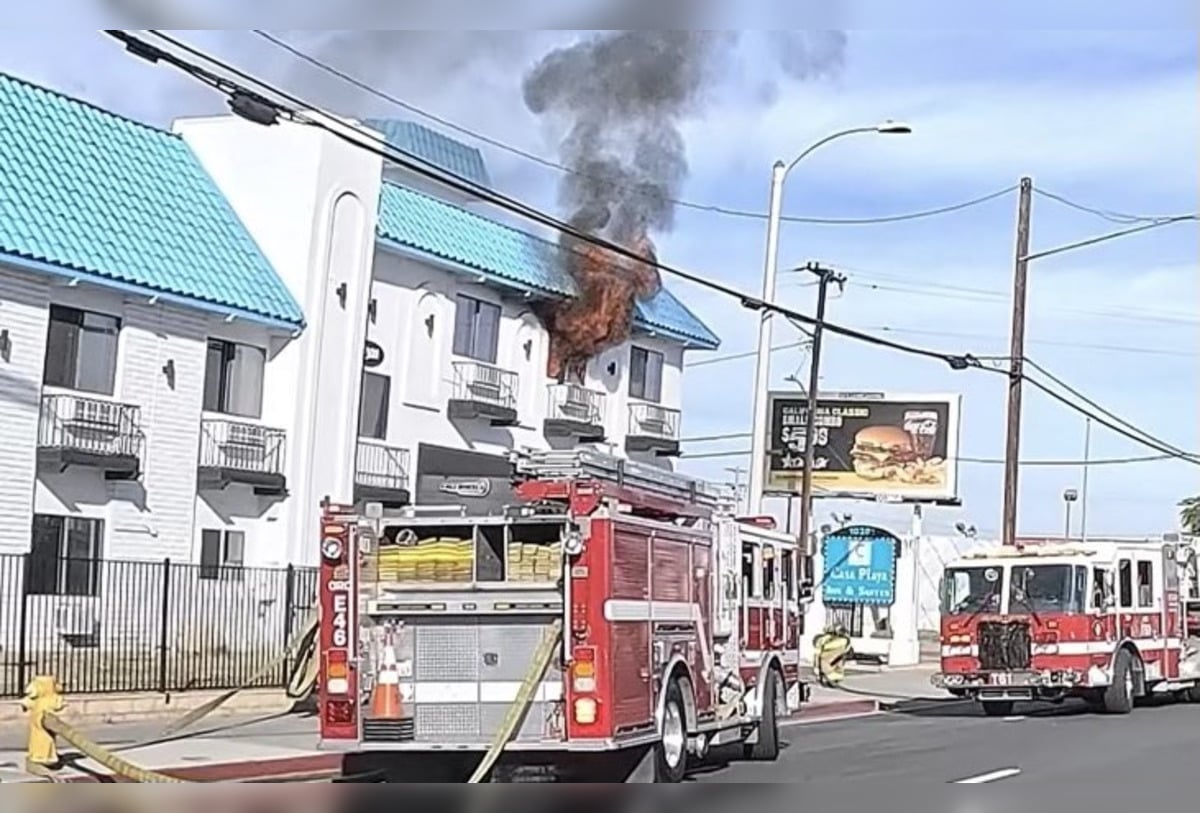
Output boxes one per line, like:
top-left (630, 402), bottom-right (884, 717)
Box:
top-left (447, 361), bottom-right (519, 427)
top-left (355, 441), bottom-right (411, 507)
top-left (544, 383), bottom-right (606, 442)
top-left (626, 402), bottom-right (681, 457)
top-left (197, 418), bottom-right (287, 496)
top-left (37, 392), bottom-right (143, 480)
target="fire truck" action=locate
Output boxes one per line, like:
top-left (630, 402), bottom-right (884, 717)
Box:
top-left (932, 537), bottom-right (1200, 717)
top-left (315, 449), bottom-right (813, 782)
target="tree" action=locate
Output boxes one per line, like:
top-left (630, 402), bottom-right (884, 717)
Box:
top-left (1180, 496), bottom-right (1200, 535)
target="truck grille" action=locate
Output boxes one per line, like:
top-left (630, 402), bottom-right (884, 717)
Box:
top-left (978, 620), bottom-right (1032, 671)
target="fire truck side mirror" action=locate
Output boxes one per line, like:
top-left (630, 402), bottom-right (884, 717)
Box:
top-left (799, 580), bottom-right (815, 601)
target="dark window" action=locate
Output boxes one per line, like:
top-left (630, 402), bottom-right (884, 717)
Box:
top-left (203, 339), bottom-right (265, 418)
top-left (742, 543), bottom-right (759, 599)
top-left (358, 372), bottom-right (391, 440)
top-left (451, 295), bottom-right (500, 364)
top-left (1136, 560), bottom-right (1154, 608)
top-left (629, 346), bottom-right (664, 402)
top-left (27, 514), bottom-right (103, 597)
top-left (200, 529), bottom-right (246, 581)
top-left (1118, 559), bottom-right (1133, 608)
top-left (783, 549), bottom-right (796, 601)
top-left (43, 305), bottom-right (120, 395)
top-left (762, 547), bottom-right (777, 601)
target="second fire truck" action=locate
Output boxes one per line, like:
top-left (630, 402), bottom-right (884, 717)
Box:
top-left (932, 537), bottom-right (1200, 716)
top-left (315, 449), bottom-right (814, 781)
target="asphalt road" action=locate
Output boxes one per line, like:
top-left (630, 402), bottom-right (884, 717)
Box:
top-left (689, 694), bottom-right (1200, 786)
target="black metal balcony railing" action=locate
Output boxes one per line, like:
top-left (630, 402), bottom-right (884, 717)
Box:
top-left (450, 361), bottom-right (519, 411)
top-left (546, 383), bottom-right (605, 428)
top-left (199, 418), bottom-right (287, 478)
top-left (356, 442), bottom-right (411, 492)
top-left (628, 402), bottom-right (681, 441)
top-left (38, 392), bottom-right (143, 459)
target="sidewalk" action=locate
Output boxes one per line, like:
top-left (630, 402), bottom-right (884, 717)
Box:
top-left (0, 675), bottom-right (897, 782)
top-left (808, 663), bottom-right (951, 711)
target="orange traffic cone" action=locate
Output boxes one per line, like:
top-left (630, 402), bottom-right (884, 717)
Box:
top-left (370, 638), bottom-right (403, 719)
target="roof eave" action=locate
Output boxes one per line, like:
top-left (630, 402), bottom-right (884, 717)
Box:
top-left (632, 322), bottom-right (721, 351)
top-left (0, 252), bottom-right (305, 334)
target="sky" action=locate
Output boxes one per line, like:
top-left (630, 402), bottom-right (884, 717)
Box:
top-left (1, 18), bottom-right (1196, 541)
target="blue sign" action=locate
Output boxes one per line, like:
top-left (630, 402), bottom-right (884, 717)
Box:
top-left (821, 525), bottom-right (899, 606)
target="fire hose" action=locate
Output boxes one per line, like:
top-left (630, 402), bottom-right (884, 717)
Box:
top-left (22, 613), bottom-right (322, 783)
top-left (466, 618), bottom-right (563, 784)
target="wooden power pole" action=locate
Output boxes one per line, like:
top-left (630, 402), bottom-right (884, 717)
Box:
top-left (1001, 177), bottom-right (1034, 547)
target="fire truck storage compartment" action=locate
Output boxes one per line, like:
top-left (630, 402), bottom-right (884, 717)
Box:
top-left (362, 516), bottom-right (567, 585)
top-left (359, 515), bottom-right (570, 746)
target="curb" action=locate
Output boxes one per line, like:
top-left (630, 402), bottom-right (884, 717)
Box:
top-left (57, 752), bottom-right (343, 783)
top-left (786, 698), bottom-right (881, 724)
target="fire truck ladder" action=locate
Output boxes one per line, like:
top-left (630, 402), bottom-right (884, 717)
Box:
top-left (511, 448), bottom-right (722, 509)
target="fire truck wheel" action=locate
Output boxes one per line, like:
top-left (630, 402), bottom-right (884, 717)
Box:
top-left (654, 680), bottom-right (689, 783)
top-left (745, 668), bottom-right (784, 761)
top-left (980, 700), bottom-right (1014, 717)
top-left (1185, 684), bottom-right (1200, 704)
top-left (1102, 648), bottom-right (1137, 715)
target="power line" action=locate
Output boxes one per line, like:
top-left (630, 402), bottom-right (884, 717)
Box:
top-left (1034, 187), bottom-right (1197, 225)
top-left (248, 29), bottom-right (1018, 227)
top-left (680, 447), bottom-right (1175, 466)
top-left (687, 325), bottom-right (1198, 369)
top-left (126, 30), bottom-right (984, 371)
top-left (115, 30), bottom-right (1200, 469)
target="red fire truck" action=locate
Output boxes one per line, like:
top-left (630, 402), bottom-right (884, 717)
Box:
top-left (315, 449), bottom-right (813, 782)
top-left (932, 538), bottom-right (1200, 716)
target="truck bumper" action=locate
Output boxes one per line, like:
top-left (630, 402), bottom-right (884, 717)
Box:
top-left (931, 668), bottom-right (1084, 693)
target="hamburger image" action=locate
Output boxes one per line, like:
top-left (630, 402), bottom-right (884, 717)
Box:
top-left (849, 425), bottom-right (923, 481)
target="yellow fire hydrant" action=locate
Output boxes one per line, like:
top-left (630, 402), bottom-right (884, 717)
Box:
top-left (22, 676), bottom-right (65, 768)
top-left (813, 627), bottom-right (853, 687)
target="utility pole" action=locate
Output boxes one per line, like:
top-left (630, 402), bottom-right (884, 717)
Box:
top-left (1001, 177), bottom-right (1034, 547)
top-left (1080, 417), bottom-right (1092, 541)
top-left (797, 262), bottom-right (846, 564)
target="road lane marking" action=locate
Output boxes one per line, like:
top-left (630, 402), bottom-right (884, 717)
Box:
top-left (954, 767), bottom-right (1021, 784)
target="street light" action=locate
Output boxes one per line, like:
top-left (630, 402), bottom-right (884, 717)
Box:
top-left (1063, 488), bottom-right (1079, 539)
top-left (746, 121), bottom-right (913, 518)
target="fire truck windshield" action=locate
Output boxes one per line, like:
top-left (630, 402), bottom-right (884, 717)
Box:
top-left (941, 566), bottom-right (1003, 615)
top-left (1008, 564), bottom-right (1087, 614)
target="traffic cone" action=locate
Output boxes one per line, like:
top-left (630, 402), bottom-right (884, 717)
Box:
top-left (370, 638), bottom-right (404, 719)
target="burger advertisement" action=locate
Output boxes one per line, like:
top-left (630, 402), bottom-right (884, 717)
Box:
top-left (765, 392), bottom-right (962, 502)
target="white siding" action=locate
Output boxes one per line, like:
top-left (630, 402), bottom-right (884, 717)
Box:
top-left (0, 268), bottom-right (49, 553)
top-left (107, 302), bottom-right (206, 562)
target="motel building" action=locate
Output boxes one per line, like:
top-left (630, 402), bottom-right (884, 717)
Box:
top-left (0, 73), bottom-right (718, 664)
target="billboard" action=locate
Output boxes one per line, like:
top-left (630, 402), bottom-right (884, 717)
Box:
top-left (821, 525), bottom-right (900, 606)
top-left (765, 392), bottom-right (962, 503)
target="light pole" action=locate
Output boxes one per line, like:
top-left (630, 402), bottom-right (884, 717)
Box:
top-left (1080, 418), bottom-right (1092, 541)
top-left (746, 122), bottom-right (912, 516)
top-left (1063, 488), bottom-right (1079, 539)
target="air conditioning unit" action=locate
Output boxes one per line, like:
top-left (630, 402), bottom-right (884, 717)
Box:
top-left (54, 602), bottom-right (98, 637)
top-left (70, 398), bottom-right (121, 429)
top-left (226, 423), bottom-right (267, 447)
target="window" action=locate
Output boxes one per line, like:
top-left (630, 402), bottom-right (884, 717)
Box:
top-left (358, 372), bottom-right (391, 440)
top-left (1136, 560), bottom-right (1154, 608)
top-left (200, 529), bottom-right (246, 581)
top-left (27, 514), bottom-right (103, 597)
top-left (1092, 566), bottom-right (1112, 610)
top-left (452, 295), bottom-right (500, 364)
top-left (742, 543), bottom-right (759, 599)
top-left (43, 305), bottom-right (120, 395)
top-left (628, 346), bottom-right (663, 402)
top-left (782, 549), bottom-right (796, 602)
top-left (1118, 559), bottom-right (1133, 608)
top-left (204, 339), bottom-right (265, 418)
top-left (762, 546), bottom-right (777, 601)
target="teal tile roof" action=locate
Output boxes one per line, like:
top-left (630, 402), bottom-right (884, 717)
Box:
top-left (376, 182), bottom-right (720, 349)
top-left (365, 119), bottom-right (493, 190)
top-left (0, 73), bottom-right (304, 328)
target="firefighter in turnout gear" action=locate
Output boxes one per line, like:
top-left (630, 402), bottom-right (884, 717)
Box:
top-left (814, 625), bottom-right (853, 687)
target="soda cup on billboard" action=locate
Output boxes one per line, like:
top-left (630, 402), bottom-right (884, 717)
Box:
top-left (903, 410), bottom-right (939, 459)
